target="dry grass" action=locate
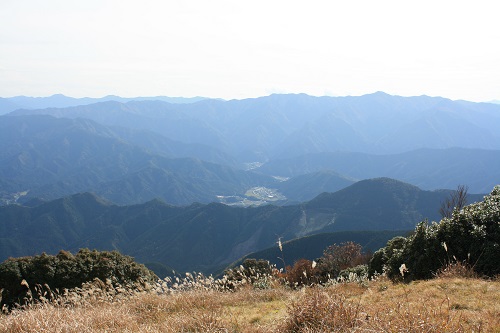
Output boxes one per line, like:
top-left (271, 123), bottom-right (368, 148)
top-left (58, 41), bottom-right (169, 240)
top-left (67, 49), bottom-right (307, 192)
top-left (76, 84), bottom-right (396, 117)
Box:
top-left (278, 288), bottom-right (361, 332)
top-left (434, 260), bottom-right (478, 279)
top-left (357, 276), bottom-right (499, 332)
top-left (1, 276), bottom-right (499, 332)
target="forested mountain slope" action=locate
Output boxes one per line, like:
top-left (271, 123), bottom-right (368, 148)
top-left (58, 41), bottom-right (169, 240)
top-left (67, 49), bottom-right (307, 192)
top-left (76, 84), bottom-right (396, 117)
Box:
top-left (0, 178), bottom-right (485, 273)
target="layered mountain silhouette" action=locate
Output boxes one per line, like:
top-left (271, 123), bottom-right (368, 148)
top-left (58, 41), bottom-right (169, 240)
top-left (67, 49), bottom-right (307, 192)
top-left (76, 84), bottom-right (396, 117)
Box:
top-left (1, 92), bottom-right (498, 275)
top-left (0, 94), bottom-right (206, 115)
top-left (259, 148), bottom-right (500, 194)
top-left (0, 115), bottom-right (273, 205)
top-left (2, 92), bottom-right (499, 204)
top-left (9, 92), bottom-right (500, 159)
top-left (274, 170), bottom-right (356, 203)
top-left (0, 178), bottom-right (485, 274)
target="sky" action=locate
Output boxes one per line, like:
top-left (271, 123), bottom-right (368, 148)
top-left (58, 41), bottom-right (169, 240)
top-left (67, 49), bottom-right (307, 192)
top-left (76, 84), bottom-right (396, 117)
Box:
top-left (1, 0), bottom-right (499, 102)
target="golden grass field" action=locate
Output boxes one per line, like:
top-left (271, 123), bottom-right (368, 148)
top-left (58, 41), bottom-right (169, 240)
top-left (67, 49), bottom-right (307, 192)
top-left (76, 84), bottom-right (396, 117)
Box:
top-left (1, 275), bottom-right (498, 333)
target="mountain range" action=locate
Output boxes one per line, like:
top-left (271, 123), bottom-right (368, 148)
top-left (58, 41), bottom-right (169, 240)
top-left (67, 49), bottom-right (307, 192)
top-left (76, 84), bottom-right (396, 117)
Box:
top-left (0, 115), bottom-right (272, 205)
top-left (261, 148), bottom-right (500, 194)
top-left (1, 115), bottom-right (497, 206)
top-left (1, 92), bottom-right (499, 205)
top-left (0, 178), bottom-right (485, 275)
top-left (8, 92), bottom-right (500, 160)
top-left (0, 94), bottom-right (206, 115)
top-left (0, 92), bottom-right (498, 275)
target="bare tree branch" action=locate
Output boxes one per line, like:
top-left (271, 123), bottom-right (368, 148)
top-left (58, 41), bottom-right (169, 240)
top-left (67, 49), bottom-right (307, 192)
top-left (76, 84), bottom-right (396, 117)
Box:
top-left (439, 185), bottom-right (469, 219)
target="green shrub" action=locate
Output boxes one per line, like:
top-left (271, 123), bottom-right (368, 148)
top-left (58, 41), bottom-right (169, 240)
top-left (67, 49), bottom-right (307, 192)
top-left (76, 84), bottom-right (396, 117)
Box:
top-left (338, 264), bottom-right (368, 281)
top-left (437, 186), bottom-right (500, 277)
top-left (0, 249), bottom-right (157, 308)
top-left (372, 221), bottom-right (443, 281)
top-left (368, 236), bottom-right (406, 277)
top-left (398, 221), bottom-right (442, 280)
top-left (369, 185), bottom-right (500, 281)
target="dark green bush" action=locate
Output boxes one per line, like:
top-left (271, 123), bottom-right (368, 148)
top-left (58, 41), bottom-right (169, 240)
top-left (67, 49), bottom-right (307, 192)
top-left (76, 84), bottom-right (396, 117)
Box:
top-left (398, 221), bottom-right (442, 280)
top-left (369, 185), bottom-right (500, 281)
top-left (0, 249), bottom-right (157, 308)
top-left (436, 186), bottom-right (500, 277)
top-left (338, 264), bottom-right (368, 280)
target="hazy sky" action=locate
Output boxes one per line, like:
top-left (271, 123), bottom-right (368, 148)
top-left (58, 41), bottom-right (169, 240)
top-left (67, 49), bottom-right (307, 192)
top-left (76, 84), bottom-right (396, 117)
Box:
top-left (1, 0), bottom-right (499, 101)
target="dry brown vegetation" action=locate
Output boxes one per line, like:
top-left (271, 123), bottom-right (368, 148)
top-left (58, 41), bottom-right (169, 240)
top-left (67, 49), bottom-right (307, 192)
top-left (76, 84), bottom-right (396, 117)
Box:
top-left (1, 274), bottom-right (498, 333)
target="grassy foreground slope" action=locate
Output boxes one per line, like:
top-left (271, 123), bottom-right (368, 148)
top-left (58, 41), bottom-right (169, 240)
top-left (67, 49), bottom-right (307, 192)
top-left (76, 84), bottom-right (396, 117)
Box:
top-left (0, 277), bottom-right (498, 332)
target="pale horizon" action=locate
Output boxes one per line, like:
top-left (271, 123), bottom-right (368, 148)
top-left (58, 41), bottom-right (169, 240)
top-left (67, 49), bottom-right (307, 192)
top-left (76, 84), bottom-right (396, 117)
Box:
top-left (3, 91), bottom-right (497, 104)
top-left (1, 1), bottom-right (499, 102)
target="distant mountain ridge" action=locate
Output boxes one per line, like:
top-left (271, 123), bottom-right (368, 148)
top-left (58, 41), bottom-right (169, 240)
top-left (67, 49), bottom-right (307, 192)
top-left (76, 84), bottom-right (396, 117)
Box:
top-left (258, 148), bottom-right (500, 194)
top-left (9, 92), bottom-right (500, 160)
top-left (0, 94), bottom-right (207, 115)
top-left (275, 170), bottom-right (356, 203)
top-left (0, 115), bottom-right (273, 205)
top-left (0, 178), bottom-right (487, 274)
top-left (2, 92), bottom-right (499, 203)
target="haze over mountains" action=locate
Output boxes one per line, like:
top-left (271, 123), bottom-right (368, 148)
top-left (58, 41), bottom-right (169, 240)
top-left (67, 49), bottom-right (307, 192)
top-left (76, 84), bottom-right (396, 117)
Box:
top-left (2, 92), bottom-right (499, 205)
top-left (0, 115), bottom-right (270, 205)
top-left (0, 94), bottom-right (206, 115)
top-left (0, 92), bottom-right (499, 274)
top-left (7, 93), bottom-right (500, 160)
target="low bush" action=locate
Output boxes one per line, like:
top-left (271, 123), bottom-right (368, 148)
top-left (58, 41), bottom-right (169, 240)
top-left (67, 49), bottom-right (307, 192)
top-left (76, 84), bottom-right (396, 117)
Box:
top-left (315, 241), bottom-right (371, 283)
top-left (284, 259), bottom-right (318, 288)
top-left (369, 185), bottom-right (500, 281)
top-left (224, 258), bottom-right (275, 289)
top-left (338, 264), bottom-right (368, 282)
top-left (0, 249), bottom-right (157, 308)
